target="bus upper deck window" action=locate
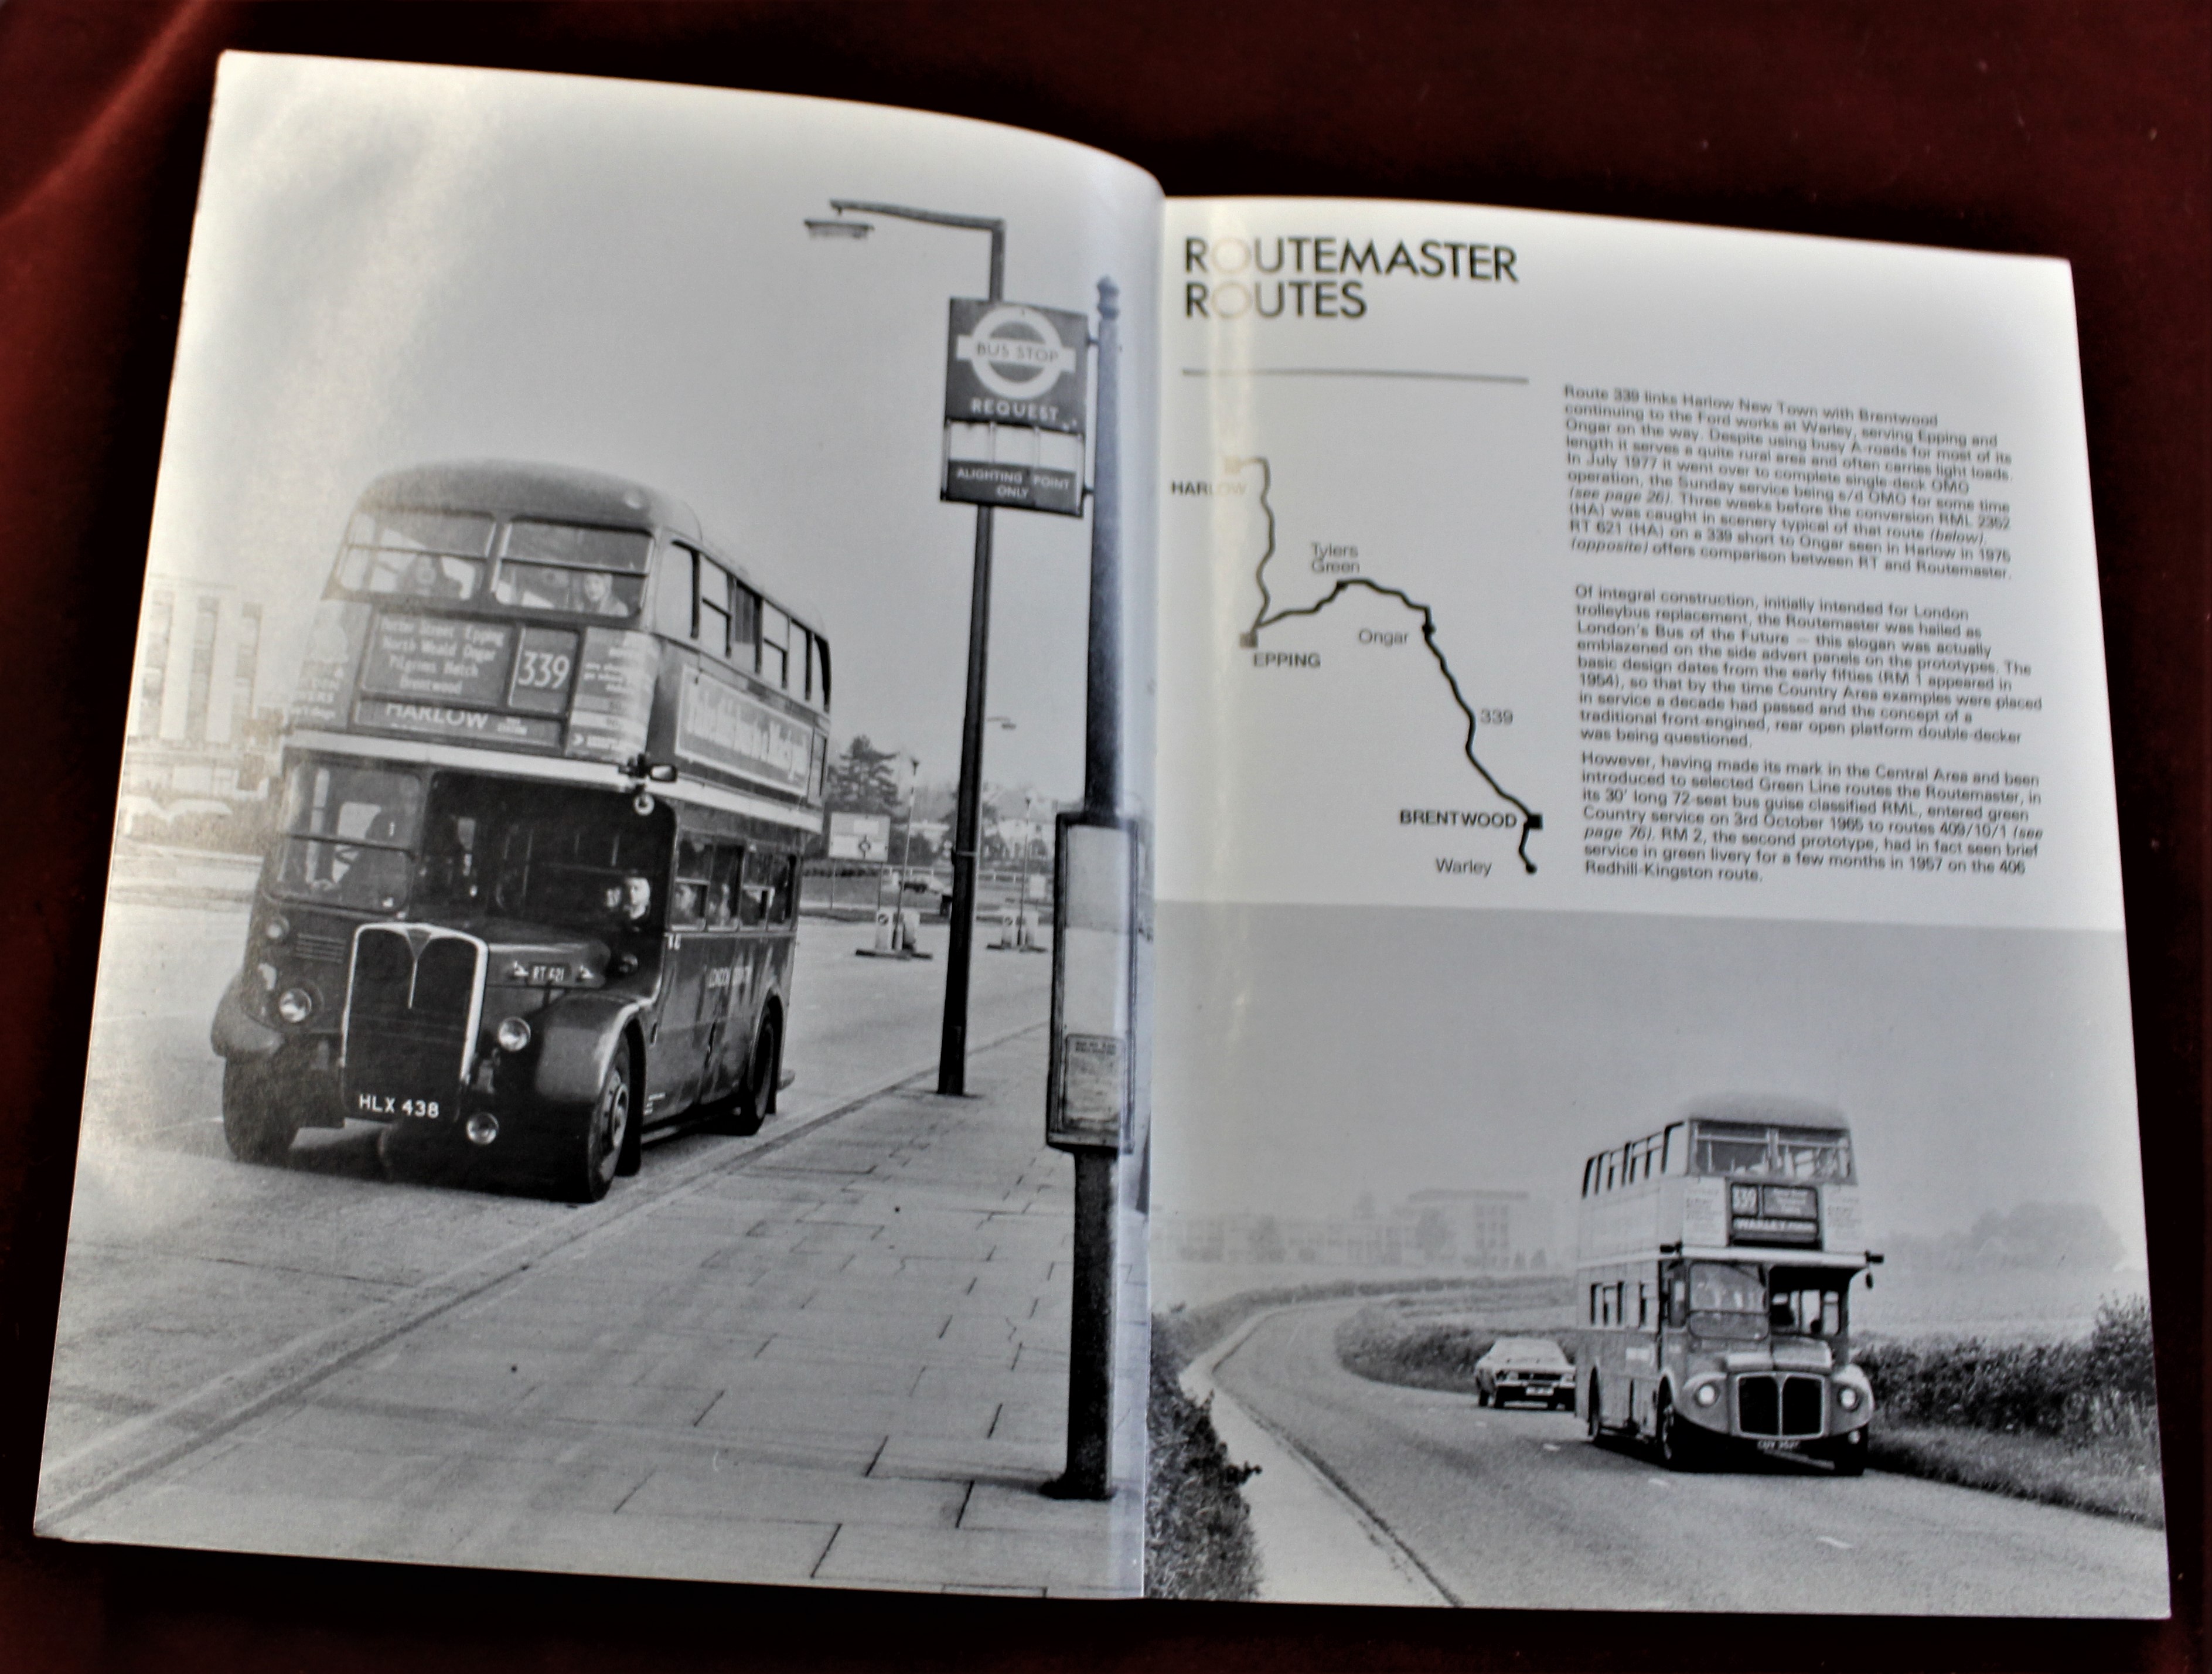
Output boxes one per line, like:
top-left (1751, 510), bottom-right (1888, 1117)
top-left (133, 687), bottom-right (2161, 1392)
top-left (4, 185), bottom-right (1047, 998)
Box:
top-left (812, 635), bottom-right (830, 708)
top-left (731, 586), bottom-right (758, 657)
top-left (497, 562), bottom-right (641, 619)
top-left (343, 550), bottom-right (486, 601)
top-left (694, 552), bottom-right (732, 655)
top-left (759, 604), bottom-right (790, 688)
top-left (504, 520), bottom-right (652, 573)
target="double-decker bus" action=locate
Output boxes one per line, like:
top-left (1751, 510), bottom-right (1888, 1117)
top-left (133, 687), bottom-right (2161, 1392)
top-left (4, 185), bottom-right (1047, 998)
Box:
top-left (1575, 1097), bottom-right (1879, 1473)
top-left (210, 461), bottom-right (830, 1201)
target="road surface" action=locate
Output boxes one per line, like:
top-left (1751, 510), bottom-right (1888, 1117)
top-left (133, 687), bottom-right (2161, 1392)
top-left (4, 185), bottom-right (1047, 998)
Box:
top-left (1206, 1302), bottom-right (2169, 1617)
top-left (43, 900), bottom-right (1054, 1473)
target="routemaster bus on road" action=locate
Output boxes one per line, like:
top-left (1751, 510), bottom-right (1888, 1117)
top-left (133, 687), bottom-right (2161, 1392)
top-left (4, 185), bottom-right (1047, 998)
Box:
top-left (1576, 1097), bottom-right (1879, 1473)
top-left (211, 461), bottom-right (830, 1201)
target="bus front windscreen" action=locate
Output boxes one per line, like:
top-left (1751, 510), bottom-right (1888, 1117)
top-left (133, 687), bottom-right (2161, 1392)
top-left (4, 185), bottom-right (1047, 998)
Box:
top-left (271, 762), bottom-right (424, 911)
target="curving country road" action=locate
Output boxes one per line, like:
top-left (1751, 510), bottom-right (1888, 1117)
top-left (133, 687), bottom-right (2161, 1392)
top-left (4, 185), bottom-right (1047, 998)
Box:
top-left (1205, 1302), bottom-right (2169, 1617)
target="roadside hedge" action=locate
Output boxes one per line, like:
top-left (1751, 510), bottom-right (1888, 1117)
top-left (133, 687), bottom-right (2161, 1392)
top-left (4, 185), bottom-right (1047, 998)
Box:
top-left (1856, 1295), bottom-right (2158, 1446)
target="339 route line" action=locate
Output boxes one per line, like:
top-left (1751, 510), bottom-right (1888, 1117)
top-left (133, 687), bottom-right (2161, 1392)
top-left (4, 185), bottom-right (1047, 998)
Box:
top-left (1230, 455), bottom-right (1542, 874)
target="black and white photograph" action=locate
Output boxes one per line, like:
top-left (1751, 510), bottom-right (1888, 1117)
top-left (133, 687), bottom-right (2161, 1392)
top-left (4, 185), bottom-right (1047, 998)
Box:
top-left (17, 21), bottom-right (2185, 1644)
top-left (1146, 904), bottom-right (2166, 1614)
top-left (34, 55), bottom-right (1159, 1598)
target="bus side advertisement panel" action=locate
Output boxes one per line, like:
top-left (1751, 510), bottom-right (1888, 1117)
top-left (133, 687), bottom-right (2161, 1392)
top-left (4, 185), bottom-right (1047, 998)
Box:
top-left (674, 668), bottom-right (814, 796)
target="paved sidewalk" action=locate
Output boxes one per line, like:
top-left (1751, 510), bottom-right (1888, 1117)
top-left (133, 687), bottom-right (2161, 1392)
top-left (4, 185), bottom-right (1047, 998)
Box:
top-left (58, 1026), bottom-right (1146, 1597)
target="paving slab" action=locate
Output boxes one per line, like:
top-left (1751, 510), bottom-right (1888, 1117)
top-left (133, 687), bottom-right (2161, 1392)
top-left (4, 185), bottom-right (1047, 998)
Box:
top-left (50, 1026), bottom-right (1143, 1597)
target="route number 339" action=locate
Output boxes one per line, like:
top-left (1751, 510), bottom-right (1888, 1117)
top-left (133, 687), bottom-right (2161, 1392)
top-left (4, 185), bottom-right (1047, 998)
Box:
top-left (1478, 708), bottom-right (1514, 726)
top-left (514, 649), bottom-right (574, 690)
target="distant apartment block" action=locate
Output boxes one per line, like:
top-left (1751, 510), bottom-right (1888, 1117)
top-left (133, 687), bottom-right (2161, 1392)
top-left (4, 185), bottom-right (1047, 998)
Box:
top-left (1160, 1188), bottom-right (1554, 1271)
top-left (118, 574), bottom-right (280, 838)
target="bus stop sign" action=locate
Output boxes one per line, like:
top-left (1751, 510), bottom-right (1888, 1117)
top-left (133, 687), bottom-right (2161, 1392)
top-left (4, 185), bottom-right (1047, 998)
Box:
top-left (943, 300), bottom-right (1088, 517)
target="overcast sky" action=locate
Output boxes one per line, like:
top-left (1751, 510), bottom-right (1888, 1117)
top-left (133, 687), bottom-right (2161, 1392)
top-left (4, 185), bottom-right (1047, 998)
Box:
top-left (1153, 904), bottom-right (2148, 1261)
top-left (145, 55), bottom-right (1161, 804)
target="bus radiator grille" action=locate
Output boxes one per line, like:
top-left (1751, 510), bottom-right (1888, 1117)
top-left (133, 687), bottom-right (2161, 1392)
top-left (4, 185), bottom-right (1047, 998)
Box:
top-left (1736, 1373), bottom-right (1826, 1439)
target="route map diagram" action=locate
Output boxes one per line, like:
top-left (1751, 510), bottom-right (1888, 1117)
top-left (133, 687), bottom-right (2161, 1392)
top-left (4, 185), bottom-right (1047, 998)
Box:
top-left (1228, 455), bottom-right (1545, 874)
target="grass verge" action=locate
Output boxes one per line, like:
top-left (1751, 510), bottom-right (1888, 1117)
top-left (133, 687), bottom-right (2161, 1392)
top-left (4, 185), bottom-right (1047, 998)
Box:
top-left (1869, 1420), bottom-right (2165, 1528)
top-left (1145, 1308), bottom-right (1260, 1599)
top-left (1145, 1275), bottom-right (1566, 1595)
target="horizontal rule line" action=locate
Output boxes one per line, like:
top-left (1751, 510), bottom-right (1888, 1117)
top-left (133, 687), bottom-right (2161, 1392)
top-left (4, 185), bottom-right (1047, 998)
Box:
top-left (1181, 367), bottom-right (1528, 383)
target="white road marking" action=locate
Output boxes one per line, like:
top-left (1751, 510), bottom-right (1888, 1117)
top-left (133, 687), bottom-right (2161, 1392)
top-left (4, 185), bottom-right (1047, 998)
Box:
top-left (1646, 1475), bottom-right (1674, 1487)
top-left (1541, 1442), bottom-right (1560, 1452)
top-left (1816, 1536), bottom-right (1855, 1550)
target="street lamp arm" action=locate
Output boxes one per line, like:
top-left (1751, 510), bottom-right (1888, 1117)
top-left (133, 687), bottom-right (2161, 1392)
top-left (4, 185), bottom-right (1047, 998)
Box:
top-left (826, 200), bottom-right (1005, 300)
top-left (829, 199), bottom-right (1003, 234)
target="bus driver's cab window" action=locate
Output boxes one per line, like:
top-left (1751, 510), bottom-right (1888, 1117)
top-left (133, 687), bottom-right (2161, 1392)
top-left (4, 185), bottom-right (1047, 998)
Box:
top-left (1768, 1272), bottom-right (1846, 1338)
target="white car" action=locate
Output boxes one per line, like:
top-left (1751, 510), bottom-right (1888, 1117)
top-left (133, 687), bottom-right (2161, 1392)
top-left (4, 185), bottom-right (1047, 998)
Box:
top-left (1473, 1337), bottom-right (1574, 1410)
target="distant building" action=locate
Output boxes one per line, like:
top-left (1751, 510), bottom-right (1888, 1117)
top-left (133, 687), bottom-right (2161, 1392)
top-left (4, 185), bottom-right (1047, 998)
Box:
top-left (1158, 1189), bottom-right (1555, 1271)
top-left (117, 574), bottom-right (280, 841)
top-left (1400, 1189), bottom-right (1554, 1271)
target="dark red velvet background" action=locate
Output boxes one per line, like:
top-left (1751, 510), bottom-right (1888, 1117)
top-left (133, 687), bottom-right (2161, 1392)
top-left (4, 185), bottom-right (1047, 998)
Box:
top-left (0, 5), bottom-right (2203, 1669)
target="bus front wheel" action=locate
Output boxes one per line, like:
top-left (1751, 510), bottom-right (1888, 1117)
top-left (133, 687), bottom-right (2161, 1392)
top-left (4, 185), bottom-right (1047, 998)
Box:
top-left (221, 1060), bottom-right (299, 1165)
top-left (559, 1050), bottom-right (630, 1203)
top-left (1655, 1399), bottom-right (1703, 1472)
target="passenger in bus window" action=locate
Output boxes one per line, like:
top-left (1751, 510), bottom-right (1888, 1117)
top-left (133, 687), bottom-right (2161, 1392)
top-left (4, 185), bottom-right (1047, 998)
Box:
top-left (405, 554), bottom-right (471, 600)
top-left (579, 570), bottom-right (632, 619)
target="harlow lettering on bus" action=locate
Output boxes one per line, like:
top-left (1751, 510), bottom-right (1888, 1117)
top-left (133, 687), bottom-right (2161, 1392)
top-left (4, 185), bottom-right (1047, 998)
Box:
top-left (387, 703), bottom-right (493, 730)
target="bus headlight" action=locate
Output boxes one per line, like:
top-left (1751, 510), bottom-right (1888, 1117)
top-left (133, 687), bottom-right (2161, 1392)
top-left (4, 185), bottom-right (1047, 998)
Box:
top-left (1837, 1384), bottom-right (1862, 1411)
top-left (495, 1016), bottom-right (532, 1053)
top-left (276, 988), bottom-right (315, 1025)
top-left (1693, 1383), bottom-right (1720, 1407)
top-left (261, 914), bottom-right (290, 944)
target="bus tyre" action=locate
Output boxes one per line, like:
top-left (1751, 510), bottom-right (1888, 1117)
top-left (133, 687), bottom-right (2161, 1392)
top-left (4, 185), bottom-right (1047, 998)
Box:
top-left (561, 1050), bottom-right (631, 1203)
top-left (615, 1052), bottom-right (645, 1178)
top-left (221, 1060), bottom-right (299, 1165)
top-left (1826, 1428), bottom-right (1868, 1478)
top-left (1655, 1400), bottom-right (1701, 1472)
top-left (737, 1016), bottom-right (781, 1136)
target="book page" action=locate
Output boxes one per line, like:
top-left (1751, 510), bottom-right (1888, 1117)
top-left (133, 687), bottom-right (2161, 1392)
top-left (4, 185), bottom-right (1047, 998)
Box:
top-left (37, 53), bottom-right (1160, 1601)
top-left (1147, 198), bottom-right (2164, 1613)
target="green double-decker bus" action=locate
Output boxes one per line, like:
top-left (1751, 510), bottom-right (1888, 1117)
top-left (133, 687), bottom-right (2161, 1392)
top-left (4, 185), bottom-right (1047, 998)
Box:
top-left (212, 461), bottom-right (830, 1200)
top-left (1576, 1097), bottom-right (1879, 1473)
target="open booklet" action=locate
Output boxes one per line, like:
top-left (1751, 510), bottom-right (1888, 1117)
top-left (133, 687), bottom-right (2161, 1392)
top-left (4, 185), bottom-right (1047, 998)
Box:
top-left (36, 53), bottom-right (2165, 1617)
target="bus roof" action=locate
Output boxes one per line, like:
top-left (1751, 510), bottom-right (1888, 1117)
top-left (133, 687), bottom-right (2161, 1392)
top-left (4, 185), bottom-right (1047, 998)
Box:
top-left (1674, 1093), bottom-right (1848, 1132)
top-left (359, 460), bottom-right (705, 546)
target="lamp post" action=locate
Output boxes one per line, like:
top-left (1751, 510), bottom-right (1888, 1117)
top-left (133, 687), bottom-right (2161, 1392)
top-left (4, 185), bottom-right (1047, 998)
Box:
top-left (897, 753), bottom-right (920, 900)
top-left (808, 199), bottom-right (1006, 1097)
